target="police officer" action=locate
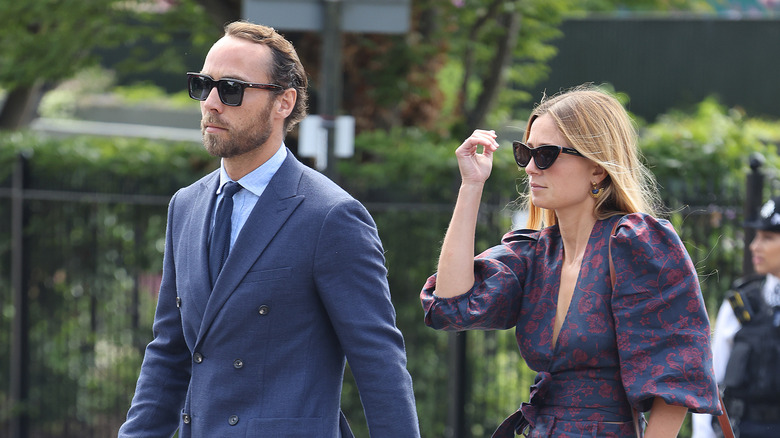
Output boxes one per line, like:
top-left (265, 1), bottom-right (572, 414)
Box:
top-left (693, 196), bottom-right (780, 438)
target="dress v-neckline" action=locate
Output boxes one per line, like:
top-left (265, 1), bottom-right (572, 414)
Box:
top-left (550, 223), bottom-right (599, 351)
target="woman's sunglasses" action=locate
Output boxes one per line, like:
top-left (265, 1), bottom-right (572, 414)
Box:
top-left (187, 72), bottom-right (284, 106)
top-left (512, 141), bottom-right (584, 170)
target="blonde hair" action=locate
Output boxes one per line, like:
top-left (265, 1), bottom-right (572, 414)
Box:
top-left (523, 85), bottom-right (661, 229)
top-left (225, 21), bottom-right (309, 133)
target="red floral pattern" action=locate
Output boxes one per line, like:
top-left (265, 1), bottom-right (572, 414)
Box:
top-left (421, 214), bottom-right (721, 437)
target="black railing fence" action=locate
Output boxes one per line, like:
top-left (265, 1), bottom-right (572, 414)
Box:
top-left (0, 153), bottom-right (771, 438)
top-left (2, 154), bottom-right (169, 438)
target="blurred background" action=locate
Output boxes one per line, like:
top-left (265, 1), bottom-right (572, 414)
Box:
top-left (2, 0), bottom-right (780, 437)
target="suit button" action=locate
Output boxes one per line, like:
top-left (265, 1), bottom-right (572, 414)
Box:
top-left (257, 305), bottom-right (270, 315)
top-left (182, 413), bottom-right (191, 424)
top-left (228, 415), bottom-right (239, 426)
top-left (176, 297), bottom-right (182, 308)
top-left (193, 352), bottom-right (203, 364)
top-left (233, 359), bottom-right (244, 369)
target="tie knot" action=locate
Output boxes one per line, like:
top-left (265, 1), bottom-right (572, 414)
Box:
top-left (221, 181), bottom-right (242, 198)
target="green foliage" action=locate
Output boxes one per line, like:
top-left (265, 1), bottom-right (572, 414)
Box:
top-left (337, 126), bottom-right (531, 436)
top-left (582, 0), bottom-right (715, 13)
top-left (442, 0), bottom-right (575, 133)
top-left (112, 84), bottom-right (194, 109)
top-left (638, 97), bottom-right (780, 312)
top-left (338, 127), bottom-right (455, 202)
top-left (340, 126), bottom-right (523, 205)
top-left (425, 0), bottom-right (713, 135)
top-left (37, 67), bottom-right (118, 119)
top-left (640, 97), bottom-right (780, 186)
top-left (0, 0), bottom-right (125, 88)
top-left (0, 131), bottom-right (216, 195)
top-left (105, 0), bottom-right (219, 80)
top-left (37, 67), bottom-right (199, 120)
top-left (0, 0), bottom-right (216, 89)
top-left (0, 131), bottom-right (216, 434)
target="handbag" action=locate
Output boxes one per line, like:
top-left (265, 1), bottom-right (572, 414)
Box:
top-left (608, 220), bottom-right (735, 438)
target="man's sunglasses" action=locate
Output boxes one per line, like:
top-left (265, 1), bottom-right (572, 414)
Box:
top-left (187, 72), bottom-right (284, 106)
top-left (512, 141), bottom-right (584, 170)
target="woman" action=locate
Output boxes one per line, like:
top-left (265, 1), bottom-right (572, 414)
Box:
top-left (421, 86), bottom-right (721, 437)
top-left (692, 196), bottom-right (780, 438)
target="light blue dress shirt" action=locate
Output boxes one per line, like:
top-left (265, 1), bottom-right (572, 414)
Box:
top-left (210, 145), bottom-right (287, 250)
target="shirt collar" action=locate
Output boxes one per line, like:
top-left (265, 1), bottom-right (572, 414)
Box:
top-left (216, 144), bottom-right (288, 196)
top-left (764, 274), bottom-right (780, 292)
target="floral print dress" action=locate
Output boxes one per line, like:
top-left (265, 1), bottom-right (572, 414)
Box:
top-left (421, 213), bottom-right (721, 437)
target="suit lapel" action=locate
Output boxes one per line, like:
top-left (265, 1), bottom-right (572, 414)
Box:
top-left (185, 172), bottom-right (219, 332)
top-left (196, 152), bottom-right (305, 343)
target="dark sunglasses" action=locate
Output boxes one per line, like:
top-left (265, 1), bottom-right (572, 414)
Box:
top-left (187, 72), bottom-right (284, 106)
top-left (512, 141), bottom-right (584, 170)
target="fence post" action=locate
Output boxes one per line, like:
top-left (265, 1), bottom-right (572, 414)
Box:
top-left (743, 153), bottom-right (765, 275)
top-left (10, 153), bottom-right (30, 438)
top-left (447, 332), bottom-right (467, 438)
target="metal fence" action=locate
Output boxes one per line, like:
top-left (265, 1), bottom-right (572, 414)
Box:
top-left (2, 155), bottom-right (171, 437)
top-left (0, 152), bottom-right (769, 438)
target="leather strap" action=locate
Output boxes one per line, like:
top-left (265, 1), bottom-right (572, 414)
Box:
top-left (717, 392), bottom-right (735, 438)
top-left (608, 218), bottom-right (734, 438)
top-left (608, 221), bottom-right (618, 289)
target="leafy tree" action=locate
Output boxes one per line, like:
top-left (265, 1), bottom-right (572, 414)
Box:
top-left (1, 0), bottom-right (713, 135)
top-left (0, 0), bottom-right (216, 129)
top-left (639, 97), bottom-right (780, 310)
top-left (0, 0), bottom-right (120, 128)
top-left (641, 97), bottom-right (780, 185)
top-left (301, 0), bottom-right (715, 136)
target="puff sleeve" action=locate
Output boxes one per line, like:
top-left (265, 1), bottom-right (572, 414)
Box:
top-left (611, 213), bottom-right (721, 415)
top-left (420, 230), bottom-right (537, 331)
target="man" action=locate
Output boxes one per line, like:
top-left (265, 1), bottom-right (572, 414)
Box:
top-left (692, 196), bottom-right (780, 438)
top-left (118, 21), bottom-right (420, 438)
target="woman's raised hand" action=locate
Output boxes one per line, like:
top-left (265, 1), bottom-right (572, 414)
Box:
top-left (455, 129), bottom-right (500, 185)
top-left (435, 129), bottom-right (499, 298)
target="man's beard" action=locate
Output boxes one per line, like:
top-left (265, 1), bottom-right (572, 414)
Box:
top-left (201, 100), bottom-right (274, 158)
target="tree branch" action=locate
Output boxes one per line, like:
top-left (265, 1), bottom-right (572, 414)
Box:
top-left (457, 0), bottom-right (504, 118)
top-left (465, 10), bottom-right (521, 133)
top-left (0, 81), bottom-right (45, 131)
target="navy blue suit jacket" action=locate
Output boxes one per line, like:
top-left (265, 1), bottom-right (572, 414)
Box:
top-left (119, 151), bottom-right (420, 437)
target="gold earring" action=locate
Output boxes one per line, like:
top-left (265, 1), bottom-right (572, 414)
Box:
top-left (590, 182), bottom-right (603, 199)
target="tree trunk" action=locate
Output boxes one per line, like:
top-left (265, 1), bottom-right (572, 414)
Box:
top-left (0, 81), bottom-right (45, 131)
top-left (465, 11), bottom-right (521, 134)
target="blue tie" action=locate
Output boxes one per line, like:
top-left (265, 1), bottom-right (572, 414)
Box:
top-left (209, 181), bottom-right (242, 287)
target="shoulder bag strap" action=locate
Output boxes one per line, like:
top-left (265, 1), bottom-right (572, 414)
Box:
top-left (717, 392), bottom-right (735, 438)
top-left (608, 221), bottom-right (641, 436)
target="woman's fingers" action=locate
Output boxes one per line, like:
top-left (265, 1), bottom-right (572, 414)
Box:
top-left (456, 129), bottom-right (500, 183)
top-left (457, 130), bottom-right (499, 156)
